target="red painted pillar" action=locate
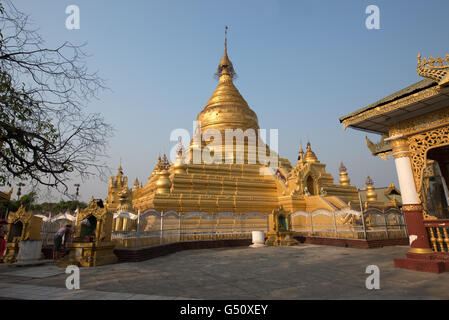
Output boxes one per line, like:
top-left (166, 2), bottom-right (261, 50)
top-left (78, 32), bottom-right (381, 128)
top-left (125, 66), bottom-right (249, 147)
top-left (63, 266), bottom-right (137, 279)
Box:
top-left (401, 204), bottom-right (433, 254)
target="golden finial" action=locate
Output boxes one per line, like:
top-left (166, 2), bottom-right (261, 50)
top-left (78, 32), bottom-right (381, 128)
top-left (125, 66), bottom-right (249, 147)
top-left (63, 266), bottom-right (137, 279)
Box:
top-left (298, 141), bottom-right (304, 161)
top-left (154, 154), bottom-right (163, 173)
top-left (215, 26), bottom-right (236, 79)
top-left (366, 176), bottom-right (373, 186)
top-left (176, 137), bottom-right (184, 158)
top-left (117, 158), bottom-right (123, 176)
top-left (225, 25), bottom-right (228, 46)
top-left (304, 141), bottom-right (318, 163)
top-left (161, 153), bottom-right (170, 170)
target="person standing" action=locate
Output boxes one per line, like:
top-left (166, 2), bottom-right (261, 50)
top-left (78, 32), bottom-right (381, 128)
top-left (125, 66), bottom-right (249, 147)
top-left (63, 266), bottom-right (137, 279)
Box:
top-left (53, 225), bottom-right (72, 260)
top-left (0, 220), bottom-right (7, 259)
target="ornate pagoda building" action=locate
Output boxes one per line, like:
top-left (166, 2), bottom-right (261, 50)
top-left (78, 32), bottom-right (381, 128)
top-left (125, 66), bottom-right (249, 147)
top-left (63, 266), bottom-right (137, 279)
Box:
top-left (104, 31), bottom-right (402, 243)
top-left (340, 52), bottom-right (449, 273)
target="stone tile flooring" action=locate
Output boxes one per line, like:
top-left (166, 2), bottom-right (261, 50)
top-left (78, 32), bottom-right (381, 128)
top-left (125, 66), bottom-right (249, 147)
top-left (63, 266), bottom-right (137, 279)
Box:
top-left (0, 244), bottom-right (448, 299)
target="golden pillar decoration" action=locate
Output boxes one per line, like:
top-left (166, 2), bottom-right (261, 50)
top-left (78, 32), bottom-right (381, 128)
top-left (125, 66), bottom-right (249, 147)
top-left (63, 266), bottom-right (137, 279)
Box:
top-left (391, 138), bottom-right (410, 159)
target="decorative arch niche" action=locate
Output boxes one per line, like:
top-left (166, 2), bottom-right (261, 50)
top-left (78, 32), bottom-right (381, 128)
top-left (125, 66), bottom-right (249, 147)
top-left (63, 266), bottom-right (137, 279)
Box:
top-left (306, 175), bottom-right (315, 195)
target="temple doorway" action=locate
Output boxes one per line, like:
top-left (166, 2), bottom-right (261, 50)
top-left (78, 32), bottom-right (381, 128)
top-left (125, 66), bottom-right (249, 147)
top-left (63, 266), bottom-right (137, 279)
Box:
top-left (307, 176), bottom-right (315, 195)
top-left (278, 215), bottom-right (288, 231)
top-left (80, 215), bottom-right (97, 239)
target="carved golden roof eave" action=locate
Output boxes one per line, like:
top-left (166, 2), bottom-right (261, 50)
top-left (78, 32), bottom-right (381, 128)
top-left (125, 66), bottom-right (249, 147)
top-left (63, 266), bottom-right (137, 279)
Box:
top-left (390, 105), bottom-right (449, 137)
top-left (341, 52), bottom-right (449, 132)
top-left (365, 135), bottom-right (392, 160)
top-left (341, 85), bottom-right (442, 131)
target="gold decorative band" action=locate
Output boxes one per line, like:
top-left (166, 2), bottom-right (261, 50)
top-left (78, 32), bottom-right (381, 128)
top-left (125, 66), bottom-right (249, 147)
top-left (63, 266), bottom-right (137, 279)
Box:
top-left (408, 247), bottom-right (434, 254)
top-left (391, 138), bottom-right (409, 150)
top-left (393, 151), bottom-right (410, 159)
top-left (402, 204), bottom-right (423, 212)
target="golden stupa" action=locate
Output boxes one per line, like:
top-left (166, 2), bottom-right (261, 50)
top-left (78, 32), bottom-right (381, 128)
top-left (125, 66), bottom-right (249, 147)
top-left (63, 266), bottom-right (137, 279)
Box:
top-left (105, 33), bottom-right (365, 218)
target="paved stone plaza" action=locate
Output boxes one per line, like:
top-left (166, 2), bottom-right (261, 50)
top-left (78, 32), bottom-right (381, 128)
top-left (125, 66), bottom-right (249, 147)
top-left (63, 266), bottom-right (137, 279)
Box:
top-left (0, 244), bottom-right (448, 300)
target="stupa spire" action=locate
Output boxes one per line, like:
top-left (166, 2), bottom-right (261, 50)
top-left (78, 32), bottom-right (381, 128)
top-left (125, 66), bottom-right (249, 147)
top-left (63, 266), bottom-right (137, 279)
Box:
top-left (215, 26), bottom-right (236, 79)
top-left (196, 28), bottom-right (259, 135)
top-left (118, 158), bottom-right (123, 175)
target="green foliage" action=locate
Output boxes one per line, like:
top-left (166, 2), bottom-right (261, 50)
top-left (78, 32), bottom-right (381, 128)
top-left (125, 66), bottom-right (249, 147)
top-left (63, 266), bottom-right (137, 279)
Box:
top-left (32, 200), bottom-right (87, 214)
top-left (0, 190), bottom-right (36, 213)
top-left (0, 191), bottom-right (87, 216)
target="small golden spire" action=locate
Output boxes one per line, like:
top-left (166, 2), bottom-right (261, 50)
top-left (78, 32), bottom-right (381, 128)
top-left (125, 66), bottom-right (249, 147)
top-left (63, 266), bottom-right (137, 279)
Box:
top-left (298, 141), bottom-right (304, 162)
top-left (339, 162), bottom-right (350, 186)
top-left (365, 176), bottom-right (377, 202)
top-left (215, 26), bottom-right (236, 79)
top-left (161, 153), bottom-right (170, 170)
top-left (118, 158), bottom-right (123, 174)
top-left (304, 141), bottom-right (318, 163)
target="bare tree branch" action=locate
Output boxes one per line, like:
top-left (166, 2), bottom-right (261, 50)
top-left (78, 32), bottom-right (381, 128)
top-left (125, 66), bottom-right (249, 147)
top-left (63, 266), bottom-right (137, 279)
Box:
top-left (0, 1), bottom-right (113, 195)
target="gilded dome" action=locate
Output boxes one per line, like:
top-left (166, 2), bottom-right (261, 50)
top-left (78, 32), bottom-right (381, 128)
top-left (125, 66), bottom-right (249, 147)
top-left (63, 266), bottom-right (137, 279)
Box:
top-left (304, 142), bottom-right (318, 163)
top-left (196, 41), bottom-right (259, 134)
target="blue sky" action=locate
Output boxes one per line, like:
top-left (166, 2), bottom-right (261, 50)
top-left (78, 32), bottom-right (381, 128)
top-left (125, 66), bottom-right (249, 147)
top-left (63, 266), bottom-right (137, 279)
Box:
top-left (10, 0), bottom-right (449, 202)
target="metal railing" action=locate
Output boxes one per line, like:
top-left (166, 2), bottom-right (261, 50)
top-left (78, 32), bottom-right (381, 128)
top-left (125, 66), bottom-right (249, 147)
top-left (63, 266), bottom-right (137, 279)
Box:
top-left (291, 207), bottom-right (407, 240)
top-left (39, 208), bottom-right (408, 249)
top-left (111, 211), bottom-right (269, 249)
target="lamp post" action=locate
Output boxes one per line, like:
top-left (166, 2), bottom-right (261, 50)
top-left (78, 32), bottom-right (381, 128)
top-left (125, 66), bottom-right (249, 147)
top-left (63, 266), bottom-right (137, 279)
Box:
top-left (74, 184), bottom-right (80, 231)
top-left (74, 184), bottom-right (80, 201)
top-left (16, 182), bottom-right (25, 200)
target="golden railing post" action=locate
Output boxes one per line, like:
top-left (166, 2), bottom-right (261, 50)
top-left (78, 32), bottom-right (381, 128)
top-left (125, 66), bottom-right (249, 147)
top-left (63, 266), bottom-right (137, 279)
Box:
top-left (443, 228), bottom-right (449, 252)
top-left (178, 212), bottom-right (182, 242)
top-left (383, 211), bottom-right (389, 239)
top-left (160, 210), bottom-right (164, 245)
top-left (332, 211), bottom-right (338, 238)
top-left (310, 213), bottom-right (313, 236)
top-left (428, 227), bottom-right (438, 252)
top-left (436, 227), bottom-right (444, 252)
top-left (361, 210), bottom-right (367, 240)
top-left (212, 213), bottom-right (215, 240)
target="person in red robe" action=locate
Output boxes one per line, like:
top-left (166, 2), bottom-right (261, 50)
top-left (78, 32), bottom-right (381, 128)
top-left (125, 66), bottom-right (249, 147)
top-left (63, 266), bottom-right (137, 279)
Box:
top-left (0, 219), bottom-right (7, 258)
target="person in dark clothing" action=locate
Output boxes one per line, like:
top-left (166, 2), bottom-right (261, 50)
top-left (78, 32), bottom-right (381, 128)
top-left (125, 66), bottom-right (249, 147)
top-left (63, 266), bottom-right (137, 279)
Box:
top-left (0, 219), bottom-right (7, 258)
top-left (53, 225), bottom-right (72, 260)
